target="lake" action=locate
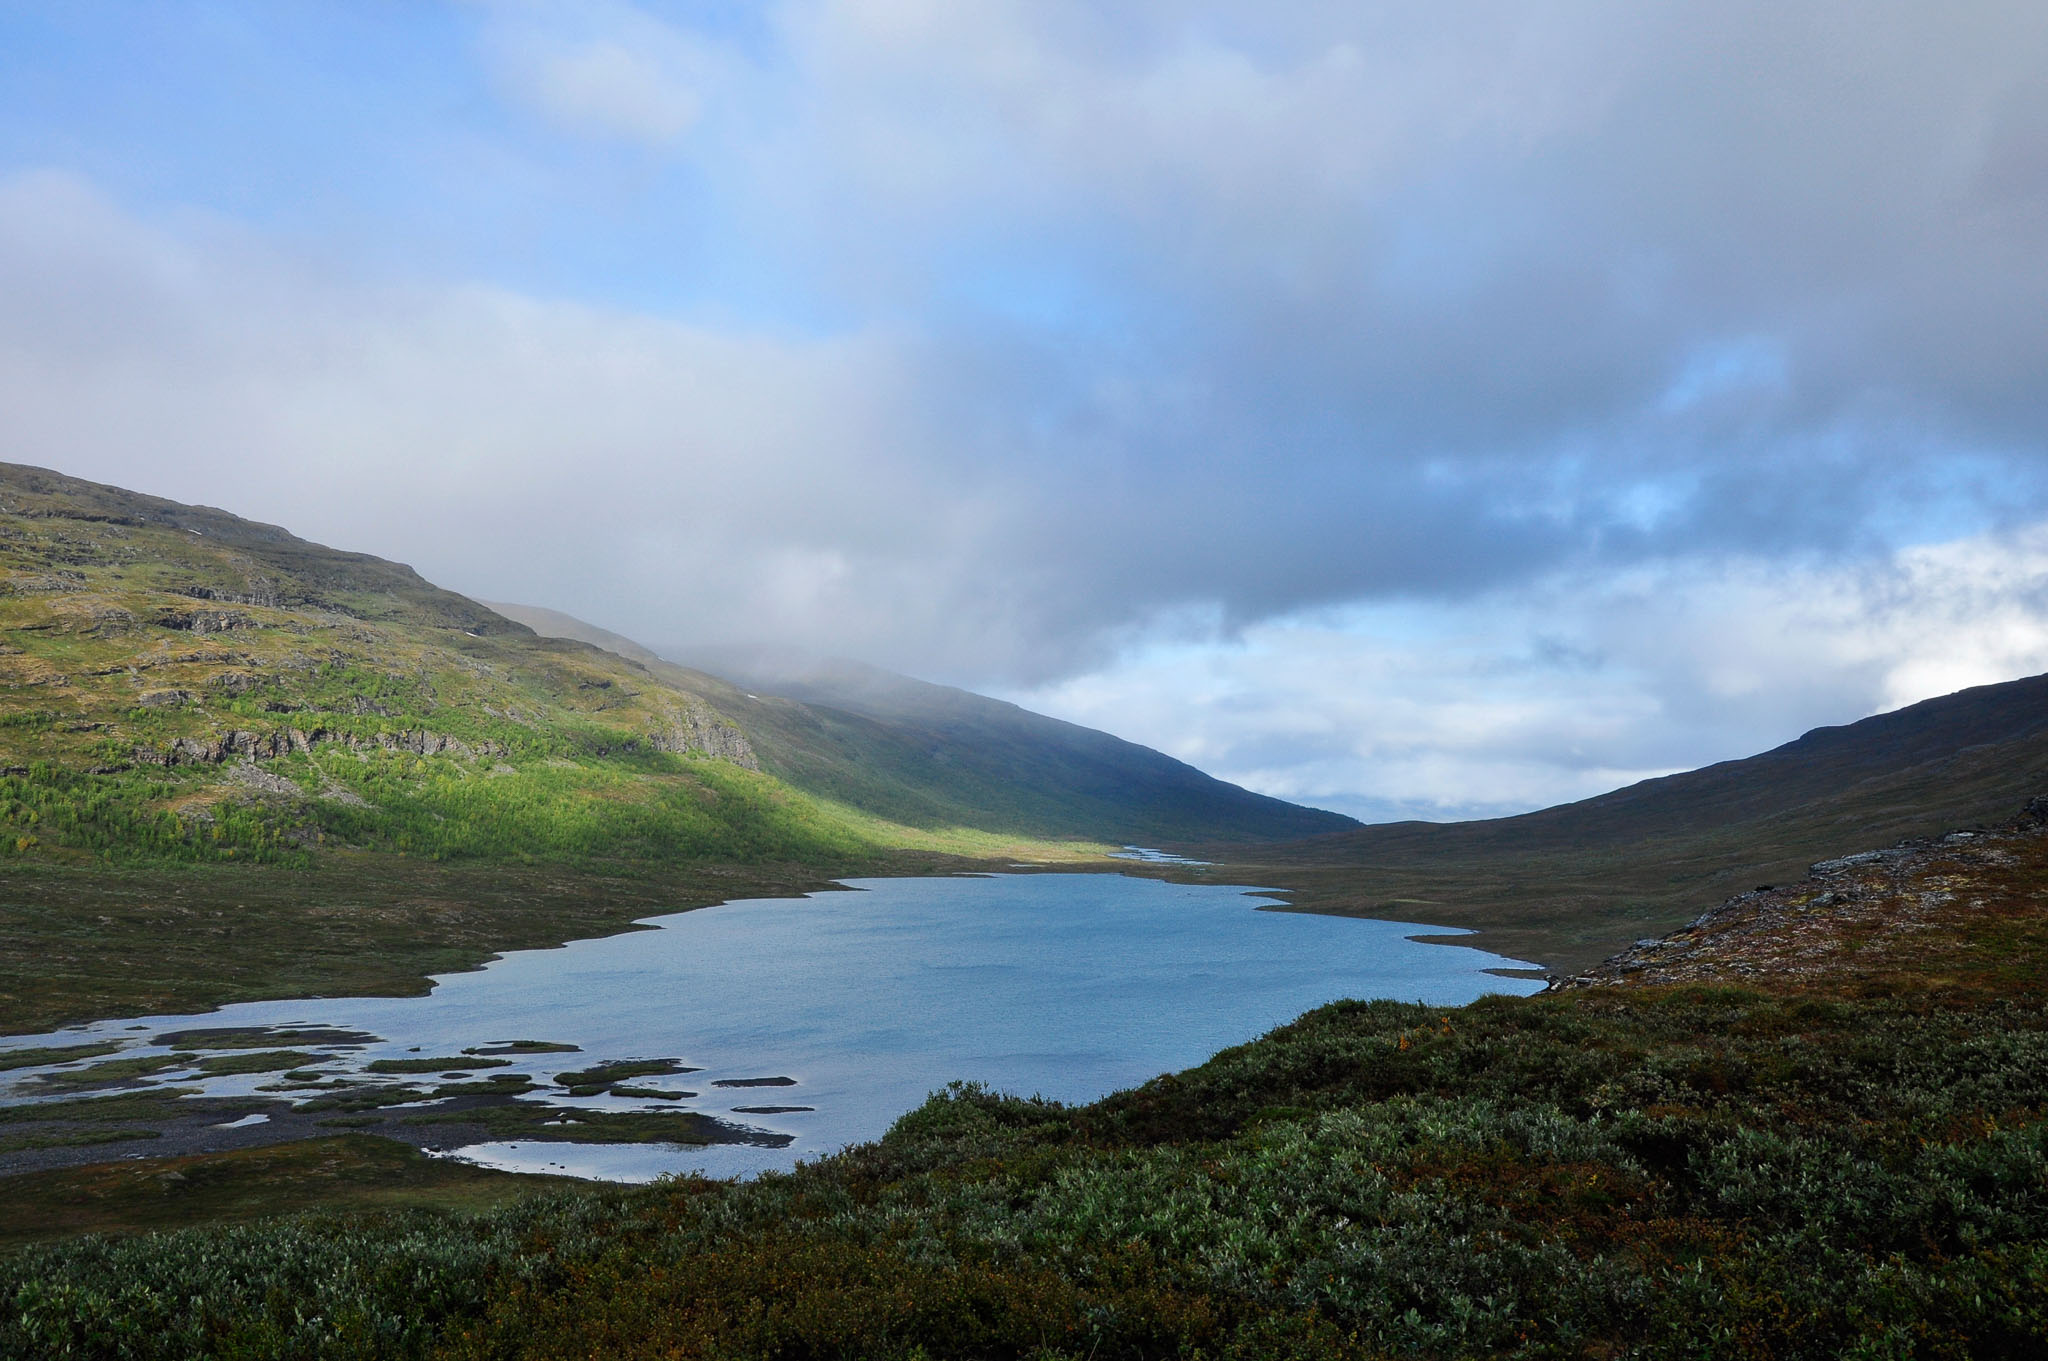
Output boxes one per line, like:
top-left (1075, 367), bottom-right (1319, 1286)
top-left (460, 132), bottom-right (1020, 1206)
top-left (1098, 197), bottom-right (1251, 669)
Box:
top-left (0, 871), bottom-right (1543, 1180)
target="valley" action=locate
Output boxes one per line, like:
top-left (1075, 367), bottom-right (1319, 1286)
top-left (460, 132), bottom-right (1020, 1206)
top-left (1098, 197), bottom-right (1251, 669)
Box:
top-left (1, 464), bottom-right (2044, 1358)
top-left (5, 795), bottom-right (2044, 1356)
top-left (10, 11), bottom-right (2043, 1352)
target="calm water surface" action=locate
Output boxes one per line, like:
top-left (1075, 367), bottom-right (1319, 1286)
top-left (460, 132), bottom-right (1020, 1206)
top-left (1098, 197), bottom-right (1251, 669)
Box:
top-left (0, 873), bottom-right (1543, 1180)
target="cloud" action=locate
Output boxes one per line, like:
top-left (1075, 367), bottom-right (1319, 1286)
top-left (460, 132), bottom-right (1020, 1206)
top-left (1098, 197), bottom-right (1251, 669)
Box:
top-left (482, 3), bottom-right (719, 145)
top-left (0, 167), bottom-right (1582, 683)
top-left (1009, 527), bottom-right (2048, 821)
top-left (4, 3), bottom-right (2048, 813)
top-left (514, 39), bottom-right (700, 143)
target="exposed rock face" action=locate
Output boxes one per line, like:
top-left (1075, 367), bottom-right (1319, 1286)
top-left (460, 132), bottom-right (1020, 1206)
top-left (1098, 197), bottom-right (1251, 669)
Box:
top-left (646, 704), bottom-right (758, 770)
top-left (120, 708), bottom-right (760, 774)
top-left (0, 572), bottom-right (85, 594)
top-left (154, 608), bottom-right (254, 634)
top-left (372, 729), bottom-right (491, 758)
top-left (87, 606), bottom-right (138, 634)
top-left (207, 672), bottom-right (264, 697)
top-left (178, 582), bottom-right (280, 608)
top-left (50, 600), bottom-right (140, 635)
top-left (132, 727), bottom-right (507, 768)
top-left (225, 761), bottom-right (302, 798)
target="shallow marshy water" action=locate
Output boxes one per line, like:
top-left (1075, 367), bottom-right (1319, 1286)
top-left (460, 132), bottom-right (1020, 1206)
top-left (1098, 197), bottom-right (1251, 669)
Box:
top-left (0, 873), bottom-right (1542, 1180)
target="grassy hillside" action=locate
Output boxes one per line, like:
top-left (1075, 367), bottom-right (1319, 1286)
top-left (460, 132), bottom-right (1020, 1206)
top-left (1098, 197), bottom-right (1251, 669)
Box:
top-left (0, 462), bottom-right (1094, 873)
top-left (7, 803), bottom-right (2044, 1358)
top-left (0, 464), bottom-right (1130, 1033)
top-left (492, 610), bottom-right (1358, 844)
top-left (1220, 672), bottom-right (2048, 973)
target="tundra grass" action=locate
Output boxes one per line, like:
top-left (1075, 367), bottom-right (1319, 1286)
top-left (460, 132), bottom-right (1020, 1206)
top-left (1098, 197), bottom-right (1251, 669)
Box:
top-left (28, 1053), bottom-right (196, 1087)
top-left (190, 1050), bottom-right (319, 1075)
top-left (398, 1104), bottom-right (736, 1146)
top-left (0, 1128), bottom-right (160, 1155)
top-left (364, 1057), bottom-right (512, 1075)
top-left (551, 1059), bottom-right (695, 1090)
top-left (5, 980), bottom-right (2045, 1359)
top-left (0, 1042), bottom-right (119, 1071)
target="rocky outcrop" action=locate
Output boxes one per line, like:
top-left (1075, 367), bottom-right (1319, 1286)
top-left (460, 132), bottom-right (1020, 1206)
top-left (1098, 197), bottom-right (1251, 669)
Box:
top-left (206, 672), bottom-right (264, 697)
top-left (225, 761), bottom-right (303, 798)
top-left (80, 604), bottom-right (137, 634)
top-left (1550, 799), bottom-right (2044, 991)
top-left (646, 704), bottom-right (758, 770)
top-left (372, 729), bottom-right (496, 758)
top-left (132, 727), bottom-right (506, 769)
top-left (154, 608), bottom-right (254, 634)
top-left (0, 571), bottom-right (85, 594)
top-left (177, 582), bottom-right (280, 608)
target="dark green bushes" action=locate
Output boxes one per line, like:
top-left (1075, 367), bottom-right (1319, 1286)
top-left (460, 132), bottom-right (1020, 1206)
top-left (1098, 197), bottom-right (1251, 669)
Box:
top-left (6, 986), bottom-right (2046, 1358)
top-left (0, 767), bottom-right (299, 864)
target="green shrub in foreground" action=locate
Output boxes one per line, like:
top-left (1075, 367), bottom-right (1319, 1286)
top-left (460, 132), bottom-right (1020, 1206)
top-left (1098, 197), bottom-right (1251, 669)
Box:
top-left (6, 990), bottom-right (2047, 1358)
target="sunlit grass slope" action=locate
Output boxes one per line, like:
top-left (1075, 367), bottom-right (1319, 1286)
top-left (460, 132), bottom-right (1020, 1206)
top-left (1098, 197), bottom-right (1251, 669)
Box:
top-left (0, 462), bottom-right (1098, 871)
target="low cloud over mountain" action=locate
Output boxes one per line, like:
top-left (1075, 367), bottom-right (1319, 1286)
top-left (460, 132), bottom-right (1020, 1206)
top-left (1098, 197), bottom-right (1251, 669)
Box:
top-left (3, 2), bottom-right (2045, 812)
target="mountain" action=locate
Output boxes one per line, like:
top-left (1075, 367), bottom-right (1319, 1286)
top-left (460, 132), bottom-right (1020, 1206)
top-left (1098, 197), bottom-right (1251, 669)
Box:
top-left (0, 462), bottom-right (1345, 871)
top-left (23, 455), bottom-right (2038, 977)
top-left (1233, 672), bottom-right (2048, 973)
top-left (0, 462), bottom-right (876, 869)
top-left (485, 612), bottom-right (1358, 844)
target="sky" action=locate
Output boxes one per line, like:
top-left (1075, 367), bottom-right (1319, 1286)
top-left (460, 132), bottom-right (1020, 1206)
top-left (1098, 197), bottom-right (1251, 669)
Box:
top-left (3, 1), bottom-right (2047, 822)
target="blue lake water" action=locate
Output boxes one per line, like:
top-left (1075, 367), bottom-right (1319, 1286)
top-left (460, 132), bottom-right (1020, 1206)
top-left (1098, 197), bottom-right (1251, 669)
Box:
top-left (0, 872), bottom-right (1543, 1180)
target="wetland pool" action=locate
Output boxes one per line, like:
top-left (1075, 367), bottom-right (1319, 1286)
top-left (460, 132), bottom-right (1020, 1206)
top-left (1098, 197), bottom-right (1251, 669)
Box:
top-left (0, 872), bottom-right (1543, 1181)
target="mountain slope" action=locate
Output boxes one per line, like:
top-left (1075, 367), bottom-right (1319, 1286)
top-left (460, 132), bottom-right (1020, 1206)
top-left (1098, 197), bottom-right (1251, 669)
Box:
top-left (1232, 672), bottom-right (2048, 972)
top-left (486, 612), bottom-right (1358, 844)
top-left (0, 463), bottom-right (956, 868)
top-left (0, 462), bottom-right (1344, 871)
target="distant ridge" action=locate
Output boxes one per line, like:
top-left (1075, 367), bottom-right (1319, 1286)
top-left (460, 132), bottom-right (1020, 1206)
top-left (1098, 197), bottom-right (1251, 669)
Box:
top-left (1242, 671), bottom-right (2048, 972)
top-left (487, 607), bottom-right (1358, 845)
top-left (480, 602), bottom-right (664, 667)
top-left (1321, 672), bottom-right (2048, 853)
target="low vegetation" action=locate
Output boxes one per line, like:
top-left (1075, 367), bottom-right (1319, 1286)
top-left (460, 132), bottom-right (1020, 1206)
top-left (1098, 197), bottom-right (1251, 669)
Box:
top-left (6, 819), bottom-right (2046, 1358)
top-left (5, 984), bottom-right (2043, 1358)
top-left (0, 1137), bottom-right (577, 1251)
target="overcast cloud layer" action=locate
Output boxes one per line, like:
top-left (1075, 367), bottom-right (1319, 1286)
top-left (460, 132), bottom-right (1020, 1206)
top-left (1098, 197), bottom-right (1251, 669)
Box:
top-left (2, 2), bottom-right (2046, 819)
